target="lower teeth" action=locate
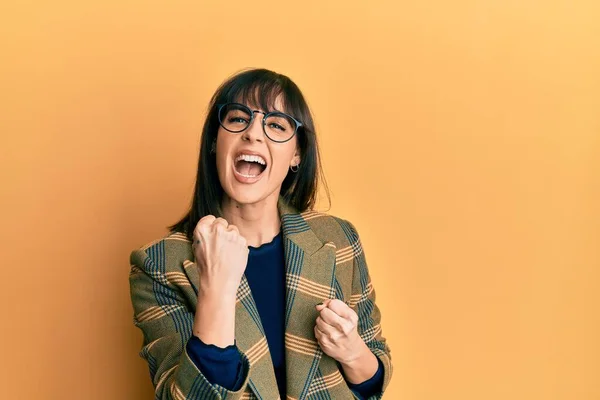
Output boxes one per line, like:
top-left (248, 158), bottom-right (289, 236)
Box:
top-left (237, 170), bottom-right (259, 178)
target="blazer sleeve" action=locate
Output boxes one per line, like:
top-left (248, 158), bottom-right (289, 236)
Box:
top-left (129, 247), bottom-right (252, 400)
top-left (346, 220), bottom-right (394, 399)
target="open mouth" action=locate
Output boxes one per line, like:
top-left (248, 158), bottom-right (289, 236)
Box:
top-left (233, 153), bottom-right (267, 178)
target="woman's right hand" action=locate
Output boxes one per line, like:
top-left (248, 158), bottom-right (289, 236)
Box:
top-left (192, 215), bottom-right (249, 299)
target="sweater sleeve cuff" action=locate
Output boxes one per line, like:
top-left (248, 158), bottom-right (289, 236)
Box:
top-left (186, 335), bottom-right (244, 390)
top-left (345, 356), bottom-right (385, 399)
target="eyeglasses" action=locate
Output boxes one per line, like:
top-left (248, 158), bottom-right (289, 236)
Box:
top-left (217, 102), bottom-right (303, 143)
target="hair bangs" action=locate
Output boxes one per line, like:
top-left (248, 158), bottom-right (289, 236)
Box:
top-left (221, 73), bottom-right (295, 115)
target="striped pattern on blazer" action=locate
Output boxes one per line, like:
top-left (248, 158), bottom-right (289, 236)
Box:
top-left (129, 196), bottom-right (393, 399)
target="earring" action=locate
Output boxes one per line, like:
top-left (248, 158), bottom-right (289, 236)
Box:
top-left (210, 140), bottom-right (216, 154)
top-left (290, 163), bottom-right (299, 173)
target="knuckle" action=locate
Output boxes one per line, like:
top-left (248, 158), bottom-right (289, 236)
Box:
top-left (343, 323), bottom-right (353, 335)
top-left (228, 231), bottom-right (238, 241)
top-left (330, 299), bottom-right (343, 308)
top-left (198, 215), bottom-right (216, 225)
top-left (214, 224), bottom-right (227, 233)
top-left (228, 229), bottom-right (239, 239)
top-left (228, 224), bottom-right (239, 232)
top-left (196, 223), bottom-right (211, 234)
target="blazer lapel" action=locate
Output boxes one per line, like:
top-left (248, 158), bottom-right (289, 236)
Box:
top-left (183, 262), bottom-right (280, 399)
top-left (278, 197), bottom-right (338, 400)
top-left (232, 274), bottom-right (281, 399)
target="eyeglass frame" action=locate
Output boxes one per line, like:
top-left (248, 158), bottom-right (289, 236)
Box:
top-left (216, 102), bottom-right (303, 143)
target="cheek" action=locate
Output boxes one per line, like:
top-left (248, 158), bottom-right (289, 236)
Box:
top-left (271, 157), bottom-right (289, 174)
top-left (215, 131), bottom-right (233, 169)
top-left (269, 145), bottom-right (297, 177)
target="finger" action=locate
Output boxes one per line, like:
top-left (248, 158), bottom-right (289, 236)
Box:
top-left (221, 225), bottom-right (239, 242)
top-left (213, 222), bottom-right (230, 236)
top-left (198, 215), bottom-right (216, 227)
top-left (314, 324), bottom-right (323, 339)
top-left (212, 217), bottom-right (229, 229)
top-left (196, 215), bottom-right (215, 237)
top-left (227, 224), bottom-right (240, 234)
top-left (193, 230), bottom-right (206, 246)
top-left (326, 299), bottom-right (357, 322)
top-left (316, 315), bottom-right (336, 334)
top-left (314, 325), bottom-right (328, 344)
top-left (319, 307), bottom-right (349, 332)
top-left (316, 316), bottom-right (339, 342)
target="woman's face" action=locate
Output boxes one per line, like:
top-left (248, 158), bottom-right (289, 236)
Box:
top-left (215, 96), bottom-right (301, 206)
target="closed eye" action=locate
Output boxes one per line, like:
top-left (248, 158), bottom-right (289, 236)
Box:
top-left (268, 122), bottom-right (286, 131)
top-left (229, 117), bottom-right (249, 124)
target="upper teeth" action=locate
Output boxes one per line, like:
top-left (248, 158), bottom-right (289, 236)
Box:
top-left (235, 154), bottom-right (266, 165)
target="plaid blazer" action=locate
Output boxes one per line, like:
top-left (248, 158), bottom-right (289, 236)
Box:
top-left (129, 196), bottom-right (393, 399)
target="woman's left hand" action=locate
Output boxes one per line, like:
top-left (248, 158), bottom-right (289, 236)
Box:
top-left (314, 299), bottom-right (365, 365)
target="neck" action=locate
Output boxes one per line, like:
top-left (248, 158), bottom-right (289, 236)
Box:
top-left (220, 192), bottom-right (281, 248)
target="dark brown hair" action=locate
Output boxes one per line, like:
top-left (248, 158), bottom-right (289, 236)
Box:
top-left (168, 68), bottom-right (330, 238)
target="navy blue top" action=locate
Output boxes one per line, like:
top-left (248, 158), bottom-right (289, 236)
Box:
top-left (186, 230), bottom-right (384, 399)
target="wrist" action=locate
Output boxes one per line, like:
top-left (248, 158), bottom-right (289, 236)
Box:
top-left (340, 341), bottom-right (378, 384)
top-left (194, 288), bottom-right (237, 347)
top-left (198, 287), bottom-right (237, 304)
top-left (198, 283), bottom-right (239, 301)
top-left (340, 339), bottom-right (370, 369)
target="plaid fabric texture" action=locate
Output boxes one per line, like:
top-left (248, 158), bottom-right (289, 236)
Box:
top-left (129, 196), bottom-right (393, 399)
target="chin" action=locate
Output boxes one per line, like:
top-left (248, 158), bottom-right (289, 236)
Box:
top-left (222, 182), bottom-right (263, 204)
top-left (224, 183), bottom-right (281, 207)
top-left (229, 192), bottom-right (262, 205)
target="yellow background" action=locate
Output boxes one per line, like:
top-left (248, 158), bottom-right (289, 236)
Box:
top-left (1, 1), bottom-right (598, 399)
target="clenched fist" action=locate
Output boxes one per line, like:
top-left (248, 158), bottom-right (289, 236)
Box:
top-left (314, 299), bottom-right (363, 365)
top-left (314, 299), bottom-right (380, 384)
top-left (192, 215), bottom-right (249, 298)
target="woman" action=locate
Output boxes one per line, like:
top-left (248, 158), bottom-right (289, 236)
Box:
top-left (129, 68), bottom-right (392, 399)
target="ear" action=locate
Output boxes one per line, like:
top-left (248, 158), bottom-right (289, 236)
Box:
top-left (291, 148), bottom-right (301, 167)
top-left (290, 154), bottom-right (301, 167)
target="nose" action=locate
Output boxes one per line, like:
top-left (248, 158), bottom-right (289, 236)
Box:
top-left (241, 112), bottom-right (266, 143)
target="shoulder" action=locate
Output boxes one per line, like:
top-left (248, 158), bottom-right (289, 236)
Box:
top-left (137, 231), bottom-right (191, 252)
top-left (129, 231), bottom-right (193, 273)
top-left (298, 210), bottom-right (361, 248)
